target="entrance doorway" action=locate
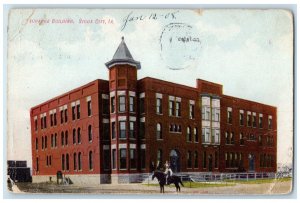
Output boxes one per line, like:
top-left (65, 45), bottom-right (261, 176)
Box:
top-left (169, 149), bottom-right (180, 173)
top-left (208, 154), bottom-right (213, 172)
top-left (248, 154), bottom-right (255, 171)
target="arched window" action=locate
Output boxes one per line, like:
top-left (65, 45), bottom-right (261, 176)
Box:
top-left (73, 153), bottom-right (77, 170)
top-left (156, 123), bottom-right (162, 139)
top-left (55, 133), bottom-right (57, 147)
top-left (157, 149), bottom-right (163, 163)
top-left (89, 151), bottom-right (93, 170)
top-left (88, 125), bottom-right (92, 142)
top-left (73, 129), bottom-right (76, 144)
top-left (65, 131), bottom-right (68, 146)
top-left (61, 131), bottom-right (64, 146)
top-left (78, 152), bottom-right (82, 170)
top-left (77, 128), bottom-right (81, 144)
top-left (66, 154), bottom-right (69, 171)
top-left (187, 151), bottom-right (192, 168)
top-left (62, 154), bottom-right (65, 171)
top-left (45, 136), bottom-right (47, 149)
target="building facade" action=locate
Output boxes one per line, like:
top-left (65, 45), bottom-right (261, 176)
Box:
top-left (30, 38), bottom-right (277, 184)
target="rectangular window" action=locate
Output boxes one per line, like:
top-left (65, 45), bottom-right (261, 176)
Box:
top-left (72, 106), bottom-right (76, 120)
top-left (169, 100), bottom-right (175, 116)
top-left (50, 114), bottom-right (53, 126)
top-left (111, 122), bottom-right (116, 139)
top-left (103, 123), bottom-right (110, 140)
top-left (88, 100), bottom-right (92, 116)
top-left (268, 117), bottom-right (272, 129)
top-left (64, 109), bottom-right (68, 122)
top-left (119, 121), bottom-right (126, 139)
top-left (129, 96), bottom-right (135, 112)
top-left (194, 128), bottom-right (198, 143)
top-left (215, 151), bottom-right (218, 168)
top-left (130, 149), bottom-right (136, 169)
top-left (202, 106), bottom-right (210, 120)
top-left (129, 121), bottom-right (135, 139)
top-left (175, 101), bottom-right (181, 117)
top-left (104, 149), bottom-right (110, 170)
top-left (43, 116), bottom-right (47, 128)
top-left (189, 104), bottom-right (195, 119)
top-left (156, 98), bottom-right (162, 114)
top-left (259, 116), bottom-right (263, 128)
top-left (35, 138), bottom-right (38, 150)
top-left (76, 104), bottom-right (80, 119)
top-left (120, 149), bottom-right (127, 169)
top-left (119, 96), bottom-right (126, 112)
top-left (60, 110), bottom-right (64, 124)
top-left (41, 117), bottom-right (43, 129)
top-left (112, 149), bottom-right (116, 169)
top-left (240, 133), bottom-right (244, 145)
top-left (139, 97), bottom-right (145, 114)
top-left (34, 119), bottom-right (38, 131)
top-left (54, 113), bottom-right (57, 126)
top-left (240, 112), bottom-right (244, 126)
top-left (247, 114), bottom-right (251, 127)
top-left (139, 121), bottom-right (145, 139)
top-left (252, 114), bottom-right (257, 128)
top-left (140, 149), bottom-right (146, 169)
top-left (103, 98), bottom-right (109, 115)
top-left (111, 96), bottom-right (115, 113)
top-left (227, 108), bottom-right (232, 124)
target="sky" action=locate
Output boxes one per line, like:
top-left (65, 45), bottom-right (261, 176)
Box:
top-left (7, 9), bottom-right (293, 168)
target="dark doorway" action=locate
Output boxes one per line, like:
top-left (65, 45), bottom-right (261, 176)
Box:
top-left (170, 149), bottom-right (180, 173)
top-left (208, 154), bottom-right (213, 172)
top-left (248, 154), bottom-right (255, 171)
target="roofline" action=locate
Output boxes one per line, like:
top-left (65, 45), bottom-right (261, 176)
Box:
top-left (30, 79), bottom-right (108, 111)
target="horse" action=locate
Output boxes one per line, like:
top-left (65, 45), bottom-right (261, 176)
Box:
top-left (152, 171), bottom-right (184, 193)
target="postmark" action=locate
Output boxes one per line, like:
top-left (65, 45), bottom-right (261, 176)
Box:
top-left (160, 23), bottom-right (202, 70)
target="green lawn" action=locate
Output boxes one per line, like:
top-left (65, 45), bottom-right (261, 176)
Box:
top-left (223, 177), bottom-right (292, 184)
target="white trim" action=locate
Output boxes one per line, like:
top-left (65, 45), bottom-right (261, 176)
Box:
top-left (49, 110), bottom-right (53, 114)
top-left (59, 106), bottom-right (63, 111)
top-left (227, 107), bottom-right (232, 112)
top-left (43, 112), bottom-right (46, 116)
top-left (140, 144), bottom-right (146, 149)
top-left (129, 116), bottom-right (136, 122)
top-left (117, 90), bottom-right (126, 96)
top-left (103, 145), bottom-right (110, 150)
top-left (140, 117), bottom-right (145, 122)
top-left (75, 100), bottom-right (80, 105)
top-left (71, 102), bottom-right (76, 107)
top-left (130, 144), bottom-right (136, 149)
top-left (247, 111), bottom-right (252, 115)
top-left (118, 116), bottom-right (127, 121)
top-left (259, 113), bottom-right (263, 117)
top-left (268, 115), bottom-right (273, 119)
top-left (129, 91), bottom-right (136, 97)
top-left (34, 116), bottom-right (37, 120)
top-left (63, 105), bottom-right (67, 109)
top-left (169, 95), bottom-right (175, 101)
top-left (40, 114), bottom-right (43, 118)
top-left (139, 92), bottom-right (145, 98)
top-left (110, 91), bottom-right (115, 97)
top-left (108, 62), bottom-right (138, 69)
top-left (156, 93), bottom-right (163, 99)
top-left (110, 117), bottom-right (116, 122)
top-left (253, 112), bottom-right (256, 116)
top-left (240, 109), bottom-right (244, 113)
top-left (175, 97), bottom-right (181, 102)
top-left (102, 94), bottom-right (109, 99)
top-left (111, 144), bottom-right (116, 149)
top-left (119, 144), bottom-right (127, 149)
top-left (53, 109), bottom-right (56, 113)
top-left (189, 100), bottom-right (195, 105)
top-left (102, 119), bottom-right (109, 123)
top-left (86, 96), bottom-right (91, 102)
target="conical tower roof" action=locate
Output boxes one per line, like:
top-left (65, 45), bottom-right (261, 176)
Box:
top-left (105, 37), bottom-right (141, 69)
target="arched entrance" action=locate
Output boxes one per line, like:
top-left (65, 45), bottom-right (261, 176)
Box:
top-left (169, 149), bottom-right (180, 173)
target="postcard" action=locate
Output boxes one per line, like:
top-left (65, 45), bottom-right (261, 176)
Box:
top-left (6, 8), bottom-right (293, 195)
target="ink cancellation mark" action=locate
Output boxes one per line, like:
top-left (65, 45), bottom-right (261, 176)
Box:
top-left (160, 23), bottom-right (202, 70)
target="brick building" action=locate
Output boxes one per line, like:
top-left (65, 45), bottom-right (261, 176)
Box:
top-left (30, 37), bottom-right (277, 184)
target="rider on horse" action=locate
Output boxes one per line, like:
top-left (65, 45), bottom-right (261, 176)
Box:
top-left (164, 161), bottom-right (173, 185)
